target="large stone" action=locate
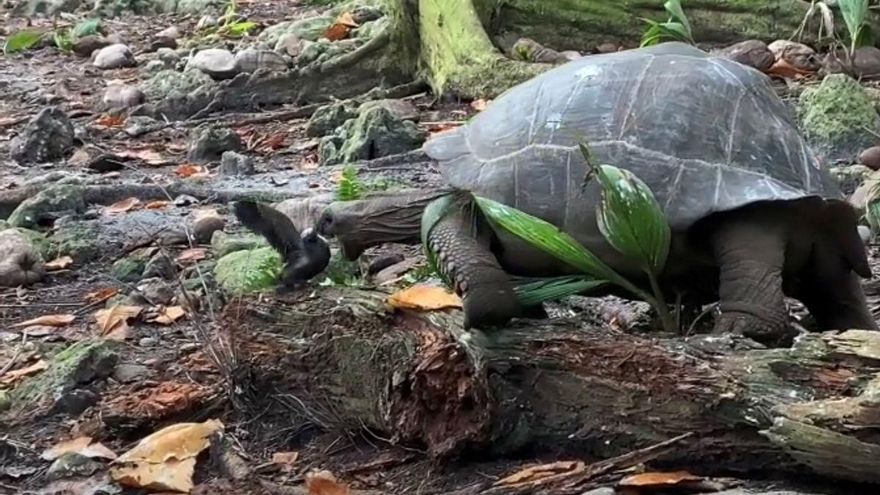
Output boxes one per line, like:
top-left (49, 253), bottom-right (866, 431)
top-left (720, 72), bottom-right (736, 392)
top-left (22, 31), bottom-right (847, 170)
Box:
top-left (218, 151), bottom-right (255, 176)
top-left (139, 69), bottom-right (218, 120)
top-left (9, 106), bottom-right (75, 165)
top-left (93, 43), bottom-right (136, 69)
top-left (102, 84), bottom-right (144, 109)
top-left (7, 184), bottom-right (86, 228)
top-left (305, 100), bottom-right (358, 137)
top-left (214, 246), bottom-right (282, 295)
top-left (186, 48), bottom-right (237, 79)
top-left (0, 228), bottom-right (45, 288)
top-left (72, 34), bottom-right (111, 58)
top-left (797, 74), bottom-right (880, 163)
top-left (319, 105), bottom-right (428, 166)
top-left (186, 126), bottom-right (244, 162)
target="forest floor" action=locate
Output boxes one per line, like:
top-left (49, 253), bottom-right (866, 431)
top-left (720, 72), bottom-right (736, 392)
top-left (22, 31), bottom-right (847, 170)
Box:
top-left (2, 1), bottom-right (880, 495)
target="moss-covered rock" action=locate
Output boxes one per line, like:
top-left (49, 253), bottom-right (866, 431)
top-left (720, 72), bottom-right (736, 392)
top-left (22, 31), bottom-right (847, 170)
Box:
top-left (1, 339), bottom-right (118, 415)
top-left (306, 100), bottom-right (358, 138)
top-left (211, 230), bottom-right (267, 258)
top-left (7, 184), bottom-right (86, 229)
top-left (214, 246), bottom-right (282, 295)
top-left (52, 223), bottom-right (101, 263)
top-left (10, 227), bottom-right (54, 260)
top-left (110, 249), bottom-right (152, 282)
top-left (140, 69), bottom-right (218, 120)
top-left (318, 106), bottom-right (427, 166)
top-left (797, 74), bottom-right (880, 163)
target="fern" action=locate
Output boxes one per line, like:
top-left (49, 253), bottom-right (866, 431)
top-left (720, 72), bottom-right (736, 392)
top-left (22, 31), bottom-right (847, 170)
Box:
top-left (336, 165), bottom-right (362, 201)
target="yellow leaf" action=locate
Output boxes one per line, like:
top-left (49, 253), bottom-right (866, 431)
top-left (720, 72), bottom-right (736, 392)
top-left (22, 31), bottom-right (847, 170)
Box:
top-left (42, 436), bottom-right (117, 461)
top-left (306, 470), bottom-right (350, 495)
top-left (44, 256), bottom-right (74, 271)
top-left (115, 419), bottom-right (224, 464)
top-left (386, 285), bottom-right (462, 311)
top-left (12, 313), bottom-right (75, 328)
top-left (145, 200), bottom-right (170, 210)
top-left (149, 306), bottom-right (186, 325)
top-left (105, 197), bottom-right (142, 214)
top-left (84, 287), bottom-right (118, 304)
top-left (111, 457), bottom-right (197, 493)
top-left (94, 305), bottom-right (142, 336)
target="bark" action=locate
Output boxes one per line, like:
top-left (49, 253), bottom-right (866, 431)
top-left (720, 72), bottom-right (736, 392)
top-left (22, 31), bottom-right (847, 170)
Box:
top-left (228, 288), bottom-right (880, 487)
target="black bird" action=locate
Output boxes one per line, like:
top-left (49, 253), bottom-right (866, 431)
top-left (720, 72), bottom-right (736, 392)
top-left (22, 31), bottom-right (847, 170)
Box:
top-left (232, 200), bottom-right (331, 292)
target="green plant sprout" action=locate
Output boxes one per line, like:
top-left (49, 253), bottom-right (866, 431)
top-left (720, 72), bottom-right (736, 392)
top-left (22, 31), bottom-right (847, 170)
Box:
top-left (640, 0), bottom-right (695, 47)
top-left (424, 143), bottom-right (676, 333)
top-left (794, 0), bottom-right (874, 59)
top-left (336, 165), bottom-right (363, 201)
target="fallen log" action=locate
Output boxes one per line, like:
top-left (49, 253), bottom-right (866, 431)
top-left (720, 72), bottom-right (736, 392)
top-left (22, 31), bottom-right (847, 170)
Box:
top-left (227, 287), bottom-right (880, 486)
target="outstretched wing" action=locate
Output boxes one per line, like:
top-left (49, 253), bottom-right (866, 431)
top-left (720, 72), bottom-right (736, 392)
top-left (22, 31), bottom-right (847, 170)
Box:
top-left (233, 200), bottom-right (302, 261)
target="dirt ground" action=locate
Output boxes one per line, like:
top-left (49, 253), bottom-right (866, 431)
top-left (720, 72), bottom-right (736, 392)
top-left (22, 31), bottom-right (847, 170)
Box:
top-left (2, 1), bottom-right (880, 495)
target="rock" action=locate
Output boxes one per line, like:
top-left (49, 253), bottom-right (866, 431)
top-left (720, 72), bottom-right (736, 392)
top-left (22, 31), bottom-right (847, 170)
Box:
top-left (350, 4), bottom-right (384, 24)
top-left (93, 43), bottom-right (136, 69)
top-left (275, 33), bottom-right (304, 57)
top-left (187, 126), bottom-right (244, 162)
top-left (0, 339), bottom-right (117, 414)
top-left (139, 69), bottom-right (218, 121)
top-left (596, 42), bottom-right (619, 54)
top-left (559, 50), bottom-right (581, 61)
top-left (156, 26), bottom-right (181, 39)
top-left (214, 246), bottom-right (282, 295)
top-left (716, 39), bottom-right (774, 72)
top-left (46, 452), bottom-right (104, 481)
top-left (319, 105), bottom-right (428, 166)
top-left (258, 15), bottom-right (335, 47)
top-left (359, 98), bottom-right (419, 122)
top-left (211, 231), bottom-right (266, 258)
top-left (157, 47), bottom-right (181, 65)
top-left (102, 84), bottom-right (144, 110)
top-left (187, 48), bottom-right (238, 79)
top-left (110, 250), bottom-right (149, 282)
top-left (123, 115), bottom-right (162, 137)
top-left (133, 277), bottom-right (175, 305)
top-left (195, 14), bottom-right (218, 30)
top-left (147, 36), bottom-right (177, 52)
top-left (797, 73), bottom-right (880, 163)
top-left (306, 100), bottom-right (358, 137)
top-left (218, 151), bottom-right (255, 176)
top-left (143, 59), bottom-right (167, 76)
top-left (859, 146), bottom-right (880, 171)
top-left (52, 223), bottom-right (100, 263)
top-left (113, 363), bottom-right (149, 383)
top-left (823, 46), bottom-right (880, 79)
top-left (768, 39), bottom-right (820, 72)
top-left (8, 184), bottom-right (85, 228)
top-left (0, 228), bottom-right (45, 288)
top-left (579, 489), bottom-right (615, 495)
top-left (139, 337), bottom-right (158, 347)
top-left (192, 211), bottom-right (226, 244)
top-left (143, 252), bottom-right (176, 279)
top-left (830, 164), bottom-right (872, 196)
top-left (233, 48), bottom-right (289, 73)
top-left (9, 106), bottom-right (75, 164)
top-left (72, 34), bottom-right (110, 58)
top-left (173, 194), bottom-right (199, 206)
top-left (52, 388), bottom-right (99, 416)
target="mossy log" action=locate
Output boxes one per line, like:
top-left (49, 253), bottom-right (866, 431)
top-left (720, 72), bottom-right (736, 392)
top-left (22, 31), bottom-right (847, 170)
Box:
top-left (229, 287), bottom-right (880, 486)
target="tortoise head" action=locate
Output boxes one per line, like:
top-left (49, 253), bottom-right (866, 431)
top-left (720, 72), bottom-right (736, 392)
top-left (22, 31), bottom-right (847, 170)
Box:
top-left (315, 196), bottom-right (425, 260)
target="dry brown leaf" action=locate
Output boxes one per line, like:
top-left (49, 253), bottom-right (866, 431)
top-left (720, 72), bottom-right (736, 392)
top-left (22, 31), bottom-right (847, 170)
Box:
top-left (175, 164), bottom-right (210, 178)
top-left (94, 114), bottom-right (126, 127)
top-left (118, 149), bottom-right (168, 166)
top-left (387, 285), bottom-right (462, 311)
top-left (85, 287), bottom-right (118, 304)
top-left (176, 248), bottom-right (207, 264)
top-left (94, 304), bottom-right (143, 336)
top-left (145, 200), bottom-right (170, 210)
top-left (336, 11), bottom-right (358, 27)
top-left (115, 419), bottom-right (224, 464)
top-left (271, 451), bottom-right (299, 473)
top-left (618, 470), bottom-right (703, 487)
top-left (42, 437), bottom-right (117, 461)
top-left (105, 197), bottom-right (142, 214)
top-left (149, 306), bottom-right (186, 325)
top-left (306, 470), bottom-right (350, 495)
top-left (0, 359), bottom-right (48, 386)
top-left (495, 461), bottom-right (583, 486)
top-left (323, 23), bottom-right (351, 42)
top-left (12, 313), bottom-right (76, 328)
top-left (44, 256), bottom-right (74, 271)
top-left (111, 457), bottom-right (197, 493)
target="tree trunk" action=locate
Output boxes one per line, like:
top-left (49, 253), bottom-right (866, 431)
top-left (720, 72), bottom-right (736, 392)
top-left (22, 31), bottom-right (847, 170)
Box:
top-left (229, 288), bottom-right (880, 487)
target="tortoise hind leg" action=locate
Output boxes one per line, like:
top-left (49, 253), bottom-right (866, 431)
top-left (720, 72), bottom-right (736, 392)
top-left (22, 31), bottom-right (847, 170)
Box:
top-left (798, 270), bottom-right (877, 331)
top-left (428, 207), bottom-right (521, 330)
top-left (709, 213), bottom-right (796, 345)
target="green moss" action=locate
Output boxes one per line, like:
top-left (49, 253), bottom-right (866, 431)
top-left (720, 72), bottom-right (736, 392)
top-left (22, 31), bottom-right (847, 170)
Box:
top-left (110, 254), bottom-right (148, 282)
top-left (2, 339), bottom-right (117, 415)
top-left (214, 246), bottom-right (282, 295)
top-left (798, 74), bottom-right (880, 161)
top-left (8, 184), bottom-right (85, 229)
top-left (52, 223), bottom-right (101, 263)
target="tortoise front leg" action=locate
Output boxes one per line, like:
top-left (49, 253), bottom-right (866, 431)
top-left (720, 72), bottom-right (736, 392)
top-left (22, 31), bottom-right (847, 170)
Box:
top-left (428, 208), bottom-right (522, 330)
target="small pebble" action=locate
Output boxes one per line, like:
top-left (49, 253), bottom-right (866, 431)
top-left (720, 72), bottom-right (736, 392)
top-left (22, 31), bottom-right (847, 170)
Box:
top-left (93, 43), bottom-right (136, 69)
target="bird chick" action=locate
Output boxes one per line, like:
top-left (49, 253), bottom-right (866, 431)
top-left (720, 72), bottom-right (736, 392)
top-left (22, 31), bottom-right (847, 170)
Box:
top-left (233, 200), bottom-right (331, 292)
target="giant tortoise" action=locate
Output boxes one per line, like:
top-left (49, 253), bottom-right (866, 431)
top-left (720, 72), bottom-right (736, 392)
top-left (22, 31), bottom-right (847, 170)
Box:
top-left (313, 42), bottom-right (878, 344)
